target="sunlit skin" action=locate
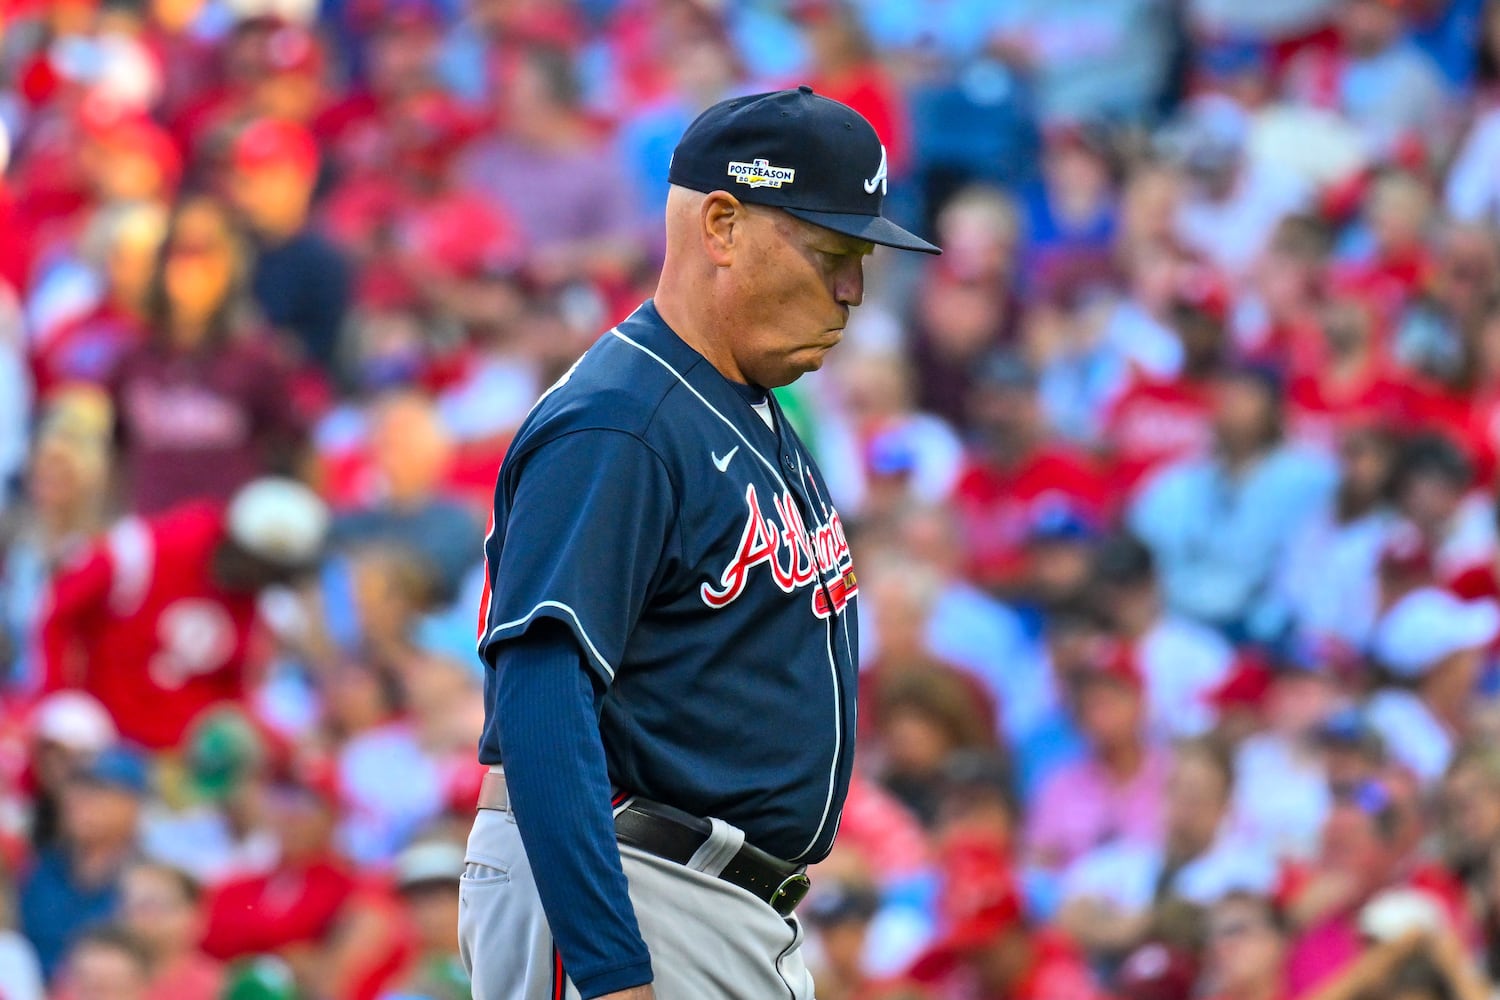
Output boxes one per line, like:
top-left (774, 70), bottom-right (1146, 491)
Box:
top-left (655, 185), bottom-right (873, 389)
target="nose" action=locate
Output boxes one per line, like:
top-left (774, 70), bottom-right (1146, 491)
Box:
top-left (834, 257), bottom-right (865, 309)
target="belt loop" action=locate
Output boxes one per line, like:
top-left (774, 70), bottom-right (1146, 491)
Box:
top-left (685, 817), bottom-right (745, 878)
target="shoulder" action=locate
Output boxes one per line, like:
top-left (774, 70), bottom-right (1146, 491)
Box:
top-left (509, 327), bottom-right (692, 462)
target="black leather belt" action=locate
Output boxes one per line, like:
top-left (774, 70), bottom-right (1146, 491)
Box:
top-left (477, 772), bottom-right (811, 917)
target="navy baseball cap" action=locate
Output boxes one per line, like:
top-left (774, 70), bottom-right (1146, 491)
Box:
top-left (668, 86), bottom-right (941, 255)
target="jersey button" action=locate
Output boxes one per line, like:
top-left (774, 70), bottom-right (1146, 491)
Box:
top-left (783, 456), bottom-right (797, 471)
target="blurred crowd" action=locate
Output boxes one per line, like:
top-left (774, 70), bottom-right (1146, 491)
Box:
top-left (7, 0), bottom-right (1500, 998)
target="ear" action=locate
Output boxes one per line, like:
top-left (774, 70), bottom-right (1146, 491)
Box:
top-left (701, 191), bottom-right (746, 267)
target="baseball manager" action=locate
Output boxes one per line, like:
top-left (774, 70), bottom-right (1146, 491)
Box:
top-left (461, 86), bottom-right (940, 1000)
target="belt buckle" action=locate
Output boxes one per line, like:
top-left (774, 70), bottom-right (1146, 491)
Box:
top-left (769, 871), bottom-right (811, 917)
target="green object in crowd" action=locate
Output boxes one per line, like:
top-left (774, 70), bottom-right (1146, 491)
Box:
top-left (187, 708), bottom-right (265, 803)
top-left (220, 956), bottom-right (298, 1000)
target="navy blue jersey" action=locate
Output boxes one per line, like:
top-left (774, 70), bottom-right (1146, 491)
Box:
top-left (477, 300), bottom-right (859, 863)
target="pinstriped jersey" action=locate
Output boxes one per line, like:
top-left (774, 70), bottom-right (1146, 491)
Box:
top-left (476, 299), bottom-right (859, 863)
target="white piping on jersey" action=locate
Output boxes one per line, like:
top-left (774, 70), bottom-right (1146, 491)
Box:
top-left (486, 601), bottom-right (615, 680)
top-left (609, 328), bottom-right (785, 480)
top-left (611, 325), bottom-right (848, 860)
top-left (106, 517), bottom-right (153, 616)
top-left (476, 511), bottom-right (497, 658)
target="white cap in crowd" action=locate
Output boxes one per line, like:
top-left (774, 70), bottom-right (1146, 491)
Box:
top-left (31, 691), bottom-right (117, 753)
top-left (226, 477), bottom-right (331, 569)
top-left (1372, 587), bottom-right (1500, 679)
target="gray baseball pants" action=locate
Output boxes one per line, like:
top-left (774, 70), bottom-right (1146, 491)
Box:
top-left (458, 798), bottom-right (816, 999)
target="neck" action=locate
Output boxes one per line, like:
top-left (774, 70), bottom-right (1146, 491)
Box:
top-left (654, 283), bottom-right (746, 383)
top-left (1100, 740), bottom-right (1144, 780)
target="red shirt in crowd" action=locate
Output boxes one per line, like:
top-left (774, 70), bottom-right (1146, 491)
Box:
top-left (1101, 375), bottom-right (1214, 494)
top-left (108, 336), bottom-right (304, 515)
top-left (200, 857), bottom-right (357, 961)
top-left (1285, 362), bottom-right (1417, 453)
top-left (901, 930), bottom-right (1105, 1000)
top-left (951, 446), bottom-right (1111, 591)
top-left (39, 503), bottom-right (262, 749)
top-left (29, 302), bottom-right (146, 399)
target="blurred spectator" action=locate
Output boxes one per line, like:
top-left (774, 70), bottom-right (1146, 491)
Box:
top-left (19, 745), bottom-right (147, 980)
top-left (1197, 890), bottom-right (1291, 1000)
top-left (361, 838), bottom-right (468, 1000)
top-left (329, 390), bottom-right (483, 604)
top-left (1057, 737), bottom-right (1276, 963)
top-left (51, 924), bottom-right (151, 1000)
top-left (1273, 424), bottom-right (1399, 649)
top-left (1289, 290), bottom-right (1415, 453)
top-left (1230, 662), bottom-right (1345, 864)
top-left (40, 477), bottom-right (329, 749)
top-left (908, 187), bottom-right (1025, 431)
top-left (199, 764), bottom-right (356, 986)
top-left (1282, 0), bottom-right (1452, 158)
top-left (1093, 532), bottom-right (1235, 738)
top-left (1237, 214), bottom-right (1332, 373)
top-left (26, 691), bottom-right (118, 852)
top-left (453, 45), bottom-right (643, 286)
top-left (1129, 365), bottom-right (1336, 639)
top-left (951, 353), bottom-right (1109, 594)
top-left (1026, 642), bottom-right (1168, 872)
top-left (107, 195), bottom-right (307, 514)
top-left (1366, 587), bottom-right (1499, 784)
top-left (0, 388), bottom-right (113, 694)
top-left (870, 667), bottom-right (998, 826)
top-left (1388, 433), bottom-right (1497, 591)
top-left (138, 707), bottom-right (278, 885)
top-left (229, 117), bottom-right (351, 376)
top-left (1166, 95), bottom-right (1311, 279)
top-left (1020, 122), bottom-right (1119, 294)
top-left (818, 352), bottom-right (963, 527)
top-left (28, 201), bottom-right (165, 398)
top-left (118, 862), bottom-right (221, 1000)
top-left (1393, 222), bottom-right (1500, 388)
top-left (323, 659), bottom-right (444, 865)
top-left (900, 832), bottom-right (1106, 999)
top-left (802, 876), bottom-right (882, 1000)
top-left (988, 0), bottom-right (1176, 124)
top-left (1441, 745), bottom-right (1500, 906)
top-left (1102, 263), bottom-right (1227, 492)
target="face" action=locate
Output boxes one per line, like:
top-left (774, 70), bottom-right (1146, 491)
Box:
top-left (1444, 764), bottom-right (1500, 860)
top-left (1398, 473), bottom-right (1462, 532)
top-left (1338, 0), bottom-right (1402, 57)
top-left (882, 708), bottom-right (957, 778)
top-left (1206, 898), bottom-right (1285, 992)
top-left (1319, 803), bottom-right (1390, 889)
top-left (1075, 680), bottom-right (1143, 751)
top-left (1166, 752), bottom-right (1229, 858)
top-left (1339, 430), bottom-right (1393, 500)
top-left (121, 867), bottom-right (198, 954)
top-left (65, 943), bottom-right (148, 1000)
top-left (1213, 376), bottom-right (1277, 455)
top-left (162, 201), bottom-right (239, 338)
top-left (230, 163), bottom-right (313, 232)
top-left (722, 204), bottom-right (871, 388)
top-left (61, 781), bottom-right (140, 849)
top-left (403, 882), bottom-right (460, 950)
top-left (270, 787), bottom-right (335, 862)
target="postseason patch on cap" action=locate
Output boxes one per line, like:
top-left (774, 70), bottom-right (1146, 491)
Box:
top-left (728, 158), bottom-right (796, 189)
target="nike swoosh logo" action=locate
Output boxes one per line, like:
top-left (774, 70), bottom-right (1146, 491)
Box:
top-left (711, 446), bottom-right (739, 473)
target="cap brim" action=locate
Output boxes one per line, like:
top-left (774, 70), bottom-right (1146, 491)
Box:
top-left (783, 208), bottom-right (941, 254)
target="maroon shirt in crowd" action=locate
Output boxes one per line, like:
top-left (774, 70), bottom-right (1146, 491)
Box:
top-left (109, 335), bottom-right (305, 515)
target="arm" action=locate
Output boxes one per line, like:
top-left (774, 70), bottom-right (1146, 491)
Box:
top-left (37, 546), bottom-right (113, 691)
top-left (1298, 930), bottom-right (1427, 1000)
top-left (494, 622), bottom-right (654, 999)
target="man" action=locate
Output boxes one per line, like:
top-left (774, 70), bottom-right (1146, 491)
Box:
top-left (1056, 737), bottom-right (1276, 962)
top-left (464, 87), bottom-right (939, 1000)
top-left (1128, 363), bottom-right (1335, 641)
top-left (1025, 643), bottom-right (1169, 873)
top-left (20, 745), bottom-right (148, 980)
top-left (900, 832), bottom-right (1105, 1000)
top-left (228, 117), bottom-right (351, 374)
top-left (39, 477), bottom-right (329, 749)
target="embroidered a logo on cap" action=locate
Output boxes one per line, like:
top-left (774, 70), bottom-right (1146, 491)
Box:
top-left (728, 158), bottom-right (796, 189)
top-left (863, 145), bottom-right (888, 195)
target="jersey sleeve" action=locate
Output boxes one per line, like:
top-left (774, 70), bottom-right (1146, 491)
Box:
top-left (478, 428), bottom-right (677, 685)
top-left (38, 544), bottom-right (114, 691)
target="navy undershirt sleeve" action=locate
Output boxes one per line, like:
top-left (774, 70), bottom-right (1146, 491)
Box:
top-left (494, 621), bottom-right (654, 998)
